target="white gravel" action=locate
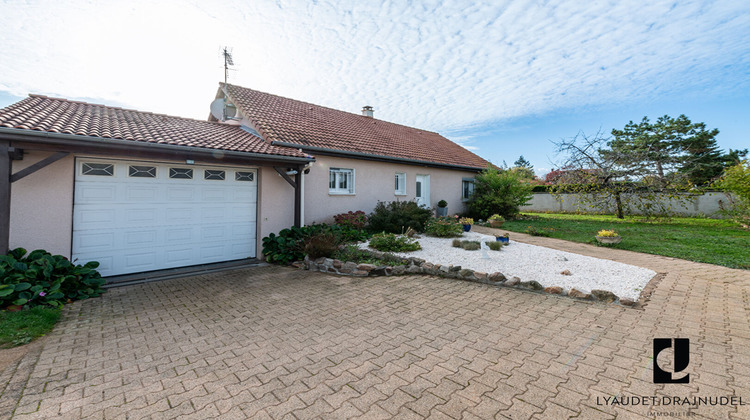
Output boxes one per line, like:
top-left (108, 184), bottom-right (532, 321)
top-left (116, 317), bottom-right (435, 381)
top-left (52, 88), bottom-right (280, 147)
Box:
top-left (363, 232), bottom-right (656, 300)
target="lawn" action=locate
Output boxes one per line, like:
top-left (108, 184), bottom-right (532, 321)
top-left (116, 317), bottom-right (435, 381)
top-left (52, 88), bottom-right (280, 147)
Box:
top-left (501, 212), bottom-right (750, 269)
top-left (0, 307), bottom-right (61, 348)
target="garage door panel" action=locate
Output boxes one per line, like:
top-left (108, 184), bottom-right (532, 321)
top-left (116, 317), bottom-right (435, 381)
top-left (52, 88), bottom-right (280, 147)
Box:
top-left (73, 160), bottom-right (258, 276)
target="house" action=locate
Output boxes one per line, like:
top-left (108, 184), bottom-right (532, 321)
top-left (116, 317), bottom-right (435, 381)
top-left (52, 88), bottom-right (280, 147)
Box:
top-left (0, 85), bottom-right (487, 278)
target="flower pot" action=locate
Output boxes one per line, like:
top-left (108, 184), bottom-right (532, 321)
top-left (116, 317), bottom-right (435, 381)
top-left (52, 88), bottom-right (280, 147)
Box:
top-left (462, 224), bottom-right (472, 232)
top-left (497, 237), bottom-right (509, 244)
top-left (595, 236), bottom-right (622, 244)
top-left (489, 220), bottom-right (504, 228)
top-left (436, 207), bottom-right (448, 217)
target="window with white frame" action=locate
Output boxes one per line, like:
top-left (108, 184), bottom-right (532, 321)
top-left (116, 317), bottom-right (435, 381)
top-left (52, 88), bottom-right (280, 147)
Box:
top-left (395, 172), bottom-right (406, 195)
top-left (462, 178), bottom-right (475, 201)
top-left (329, 168), bottom-right (355, 194)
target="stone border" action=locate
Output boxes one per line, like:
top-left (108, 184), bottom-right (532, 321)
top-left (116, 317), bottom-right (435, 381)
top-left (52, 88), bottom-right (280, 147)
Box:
top-left (293, 249), bottom-right (637, 307)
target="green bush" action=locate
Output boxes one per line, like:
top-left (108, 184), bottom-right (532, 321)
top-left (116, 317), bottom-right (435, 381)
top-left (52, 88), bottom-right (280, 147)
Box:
top-left (468, 166), bottom-right (533, 219)
top-left (0, 248), bottom-right (105, 309)
top-left (303, 233), bottom-right (341, 259)
top-left (368, 233), bottom-right (421, 252)
top-left (452, 239), bottom-right (462, 248)
top-left (716, 160), bottom-right (750, 224)
top-left (333, 245), bottom-right (407, 266)
top-left (425, 217), bottom-right (463, 237)
top-left (487, 241), bottom-right (503, 251)
top-left (367, 201), bottom-right (432, 233)
top-left (461, 241), bottom-right (481, 251)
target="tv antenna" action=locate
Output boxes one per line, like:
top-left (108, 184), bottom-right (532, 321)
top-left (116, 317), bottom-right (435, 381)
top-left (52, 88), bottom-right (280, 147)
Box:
top-left (222, 47), bottom-right (234, 86)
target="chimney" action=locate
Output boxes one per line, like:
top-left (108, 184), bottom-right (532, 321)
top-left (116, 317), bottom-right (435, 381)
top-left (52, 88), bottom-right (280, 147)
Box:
top-left (361, 105), bottom-right (374, 118)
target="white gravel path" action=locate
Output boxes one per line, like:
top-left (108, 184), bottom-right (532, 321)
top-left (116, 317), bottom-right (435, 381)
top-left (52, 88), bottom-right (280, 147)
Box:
top-left (363, 232), bottom-right (656, 300)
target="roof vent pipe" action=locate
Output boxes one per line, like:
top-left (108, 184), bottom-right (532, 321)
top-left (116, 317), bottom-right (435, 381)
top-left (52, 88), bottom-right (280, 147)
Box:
top-left (361, 106), bottom-right (374, 118)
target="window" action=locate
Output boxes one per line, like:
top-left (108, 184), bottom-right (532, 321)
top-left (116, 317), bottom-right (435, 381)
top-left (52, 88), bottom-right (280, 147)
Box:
top-left (128, 165), bottom-right (156, 178)
top-left (235, 171), bottom-right (255, 182)
top-left (395, 172), bottom-right (406, 195)
top-left (204, 170), bottom-right (226, 180)
top-left (462, 178), bottom-right (475, 201)
top-left (329, 168), bottom-right (355, 194)
top-left (82, 162), bottom-right (114, 176)
top-left (169, 168), bottom-right (193, 179)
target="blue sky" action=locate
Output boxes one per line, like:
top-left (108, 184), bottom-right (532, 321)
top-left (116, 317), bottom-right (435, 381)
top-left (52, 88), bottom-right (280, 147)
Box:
top-left (1, 0), bottom-right (748, 176)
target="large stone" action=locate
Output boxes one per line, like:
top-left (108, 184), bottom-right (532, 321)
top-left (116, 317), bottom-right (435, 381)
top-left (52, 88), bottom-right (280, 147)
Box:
top-left (506, 277), bottom-right (521, 286)
top-left (568, 288), bottom-right (590, 299)
top-left (333, 260), bottom-right (343, 269)
top-left (392, 265), bottom-right (406, 275)
top-left (421, 262), bottom-right (434, 270)
top-left (544, 286), bottom-right (563, 295)
top-left (473, 272), bottom-right (488, 281)
top-left (591, 289), bottom-right (618, 303)
top-left (620, 298), bottom-right (636, 306)
top-left (412, 258), bottom-right (425, 265)
top-left (315, 257), bottom-right (326, 265)
top-left (459, 269), bottom-right (474, 278)
top-left (488, 272), bottom-right (506, 283)
top-left (291, 261), bottom-right (305, 269)
top-left (450, 266), bottom-right (462, 272)
top-left (560, 269), bottom-right (572, 276)
top-left (520, 280), bottom-right (543, 291)
top-left (439, 265), bottom-right (450, 273)
top-left (371, 266), bottom-right (388, 276)
top-left (343, 262), bottom-right (358, 271)
top-left (357, 263), bottom-right (377, 272)
top-left (406, 265), bottom-right (423, 274)
top-left (352, 270), bottom-right (369, 276)
top-left (324, 258), bottom-right (334, 266)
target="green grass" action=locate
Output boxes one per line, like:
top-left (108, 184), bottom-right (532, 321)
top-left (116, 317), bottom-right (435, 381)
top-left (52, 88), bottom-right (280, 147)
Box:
top-left (0, 307), bottom-right (61, 348)
top-left (501, 213), bottom-right (750, 269)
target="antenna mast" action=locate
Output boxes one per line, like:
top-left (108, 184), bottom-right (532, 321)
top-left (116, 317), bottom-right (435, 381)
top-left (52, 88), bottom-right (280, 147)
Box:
top-left (222, 47), bottom-right (235, 121)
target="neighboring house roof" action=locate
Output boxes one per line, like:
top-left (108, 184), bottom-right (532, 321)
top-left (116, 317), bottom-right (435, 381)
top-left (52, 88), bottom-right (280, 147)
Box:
top-left (220, 83), bottom-right (489, 171)
top-left (0, 95), bottom-right (310, 159)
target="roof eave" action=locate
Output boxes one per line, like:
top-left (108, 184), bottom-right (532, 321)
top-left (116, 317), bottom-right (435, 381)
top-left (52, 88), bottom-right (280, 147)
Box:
top-left (0, 127), bottom-right (314, 165)
top-left (271, 141), bottom-right (485, 173)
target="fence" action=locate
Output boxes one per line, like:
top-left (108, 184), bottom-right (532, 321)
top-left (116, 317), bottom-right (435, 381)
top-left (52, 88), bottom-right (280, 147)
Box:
top-left (523, 191), bottom-right (733, 217)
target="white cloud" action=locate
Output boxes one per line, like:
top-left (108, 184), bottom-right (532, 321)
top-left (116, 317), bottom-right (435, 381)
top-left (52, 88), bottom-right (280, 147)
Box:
top-left (1, 0), bottom-right (748, 135)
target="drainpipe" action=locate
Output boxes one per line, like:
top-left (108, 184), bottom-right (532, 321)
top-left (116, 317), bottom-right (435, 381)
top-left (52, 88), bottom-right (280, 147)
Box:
top-left (300, 169), bottom-right (305, 227)
top-left (0, 141), bottom-right (10, 254)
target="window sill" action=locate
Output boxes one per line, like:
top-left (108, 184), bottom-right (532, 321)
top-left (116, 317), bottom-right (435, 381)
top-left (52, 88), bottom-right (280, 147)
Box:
top-left (329, 192), bottom-right (356, 196)
top-left (395, 193), bottom-right (407, 196)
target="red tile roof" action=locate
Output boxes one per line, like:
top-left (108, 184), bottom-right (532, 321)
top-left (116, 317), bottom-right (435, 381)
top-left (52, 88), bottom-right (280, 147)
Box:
top-left (223, 84), bottom-right (488, 170)
top-left (0, 95), bottom-right (310, 159)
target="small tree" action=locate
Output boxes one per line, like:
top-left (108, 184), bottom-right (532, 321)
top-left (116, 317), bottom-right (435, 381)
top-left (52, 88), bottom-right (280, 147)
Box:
top-left (716, 159), bottom-right (750, 226)
top-left (467, 166), bottom-right (533, 219)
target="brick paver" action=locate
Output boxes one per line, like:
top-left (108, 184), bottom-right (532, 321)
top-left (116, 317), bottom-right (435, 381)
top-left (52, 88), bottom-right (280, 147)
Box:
top-left (1, 230), bottom-right (749, 419)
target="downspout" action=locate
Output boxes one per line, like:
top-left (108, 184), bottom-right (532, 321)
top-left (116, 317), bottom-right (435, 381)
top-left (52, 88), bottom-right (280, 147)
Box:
top-left (300, 169), bottom-right (305, 227)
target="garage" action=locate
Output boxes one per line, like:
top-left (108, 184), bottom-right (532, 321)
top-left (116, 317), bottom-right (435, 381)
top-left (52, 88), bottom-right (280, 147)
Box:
top-left (72, 158), bottom-right (258, 277)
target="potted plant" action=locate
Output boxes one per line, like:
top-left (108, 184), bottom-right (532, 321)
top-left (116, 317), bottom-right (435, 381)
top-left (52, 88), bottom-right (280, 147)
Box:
top-left (459, 217), bottom-right (474, 232)
top-left (595, 229), bottom-right (622, 244)
top-left (436, 200), bottom-right (448, 217)
top-left (495, 233), bottom-right (510, 244)
top-left (488, 214), bottom-right (505, 228)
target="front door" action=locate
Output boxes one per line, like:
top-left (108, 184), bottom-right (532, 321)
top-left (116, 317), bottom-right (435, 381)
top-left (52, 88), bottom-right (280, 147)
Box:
top-left (415, 175), bottom-right (430, 208)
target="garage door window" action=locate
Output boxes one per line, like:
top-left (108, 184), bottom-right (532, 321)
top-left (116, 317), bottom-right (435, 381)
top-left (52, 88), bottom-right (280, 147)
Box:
top-left (235, 171), bottom-right (255, 181)
top-left (204, 170), bottom-right (225, 180)
top-left (129, 165), bottom-right (156, 178)
top-left (169, 168), bottom-right (193, 179)
top-left (81, 162), bottom-right (114, 176)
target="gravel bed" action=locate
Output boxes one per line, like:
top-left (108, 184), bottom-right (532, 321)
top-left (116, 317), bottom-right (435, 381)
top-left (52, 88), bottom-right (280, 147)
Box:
top-left (363, 232), bottom-right (656, 300)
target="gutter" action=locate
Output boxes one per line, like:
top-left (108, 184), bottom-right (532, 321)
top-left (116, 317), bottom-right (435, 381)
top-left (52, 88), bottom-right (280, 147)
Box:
top-left (0, 127), bottom-right (315, 164)
top-left (270, 141), bottom-right (485, 173)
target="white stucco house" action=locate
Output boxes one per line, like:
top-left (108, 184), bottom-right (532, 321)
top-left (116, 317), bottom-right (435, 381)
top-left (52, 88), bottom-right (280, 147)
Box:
top-left (0, 84), bottom-right (488, 278)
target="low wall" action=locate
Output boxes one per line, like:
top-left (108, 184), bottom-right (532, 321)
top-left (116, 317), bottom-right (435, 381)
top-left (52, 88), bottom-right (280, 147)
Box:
top-left (524, 191), bottom-right (733, 217)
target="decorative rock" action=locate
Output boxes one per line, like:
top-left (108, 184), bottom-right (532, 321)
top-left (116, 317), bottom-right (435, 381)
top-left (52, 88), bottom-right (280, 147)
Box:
top-left (343, 262), bottom-right (358, 271)
top-left (439, 265), bottom-right (450, 273)
top-left (412, 258), bottom-right (425, 265)
top-left (520, 280), bottom-right (544, 291)
top-left (450, 266), bottom-right (462, 272)
top-left (352, 270), bottom-right (368, 276)
top-left (459, 269), bottom-right (474, 278)
top-left (357, 263), bottom-right (376, 272)
top-left (556, 256), bottom-right (568, 262)
top-left (371, 266), bottom-right (388, 276)
top-left (384, 267), bottom-right (393, 276)
top-left (406, 265), bottom-right (423, 274)
top-left (421, 262), bottom-right (434, 270)
top-left (392, 265), bottom-right (406, 275)
top-left (568, 288), bottom-right (590, 299)
top-left (506, 277), bottom-right (521, 286)
top-left (339, 267), bottom-right (353, 274)
top-left (560, 269), bottom-right (572, 276)
top-left (324, 258), bottom-right (334, 266)
top-left (291, 261), bottom-right (305, 269)
top-left (620, 298), bottom-right (636, 306)
top-left (591, 289), bottom-right (618, 303)
top-left (473, 272), bottom-right (488, 281)
top-left (544, 286), bottom-right (563, 294)
top-left (315, 257), bottom-right (326, 265)
top-left (333, 260), bottom-right (343, 269)
top-left (488, 272), bottom-right (506, 283)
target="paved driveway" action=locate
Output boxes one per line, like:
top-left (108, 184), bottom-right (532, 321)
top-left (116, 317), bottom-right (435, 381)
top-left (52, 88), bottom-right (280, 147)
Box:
top-left (1, 233), bottom-right (749, 419)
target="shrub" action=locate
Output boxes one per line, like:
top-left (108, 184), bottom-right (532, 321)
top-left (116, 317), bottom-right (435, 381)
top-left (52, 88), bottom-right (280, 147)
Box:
top-left (438, 200), bottom-right (448, 208)
top-left (461, 241), bottom-right (480, 251)
top-left (334, 211), bottom-right (367, 229)
top-left (487, 241), bottom-right (503, 251)
top-left (0, 248), bottom-right (105, 309)
top-left (458, 217), bottom-right (474, 225)
top-left (333, 245), bottom-right (407, 266)
top-left (716, 160), bottom-right (750, 225)
top-left (468, 166), bottom-right (533, 219)
top-left (525, 226), bottom-right (553, 237)
top-left (425, 217), bottom-right (463, 238)
top-left (368, 233), bottom-right (421, 252)
top-left (367, 201), bottom-right (432, 233)
top-left (596, 229), bottom-right (620, 237)
top-left (303, 233), bottom-right (341, 259)
top-left (488, 214), bottom-right (505, 222)
top-left (452, 239), bottom-right (463, 248)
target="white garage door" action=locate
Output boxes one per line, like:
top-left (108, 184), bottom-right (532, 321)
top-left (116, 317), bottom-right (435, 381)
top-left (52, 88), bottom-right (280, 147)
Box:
top-left (73, 158), bottom-right (257, 277)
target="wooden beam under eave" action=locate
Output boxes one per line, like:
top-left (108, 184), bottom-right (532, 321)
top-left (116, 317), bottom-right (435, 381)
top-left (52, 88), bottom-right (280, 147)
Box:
top-left (0, 141), bottom-right (11, 254)
top-left (11, 151), bottom-right (69, 183)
